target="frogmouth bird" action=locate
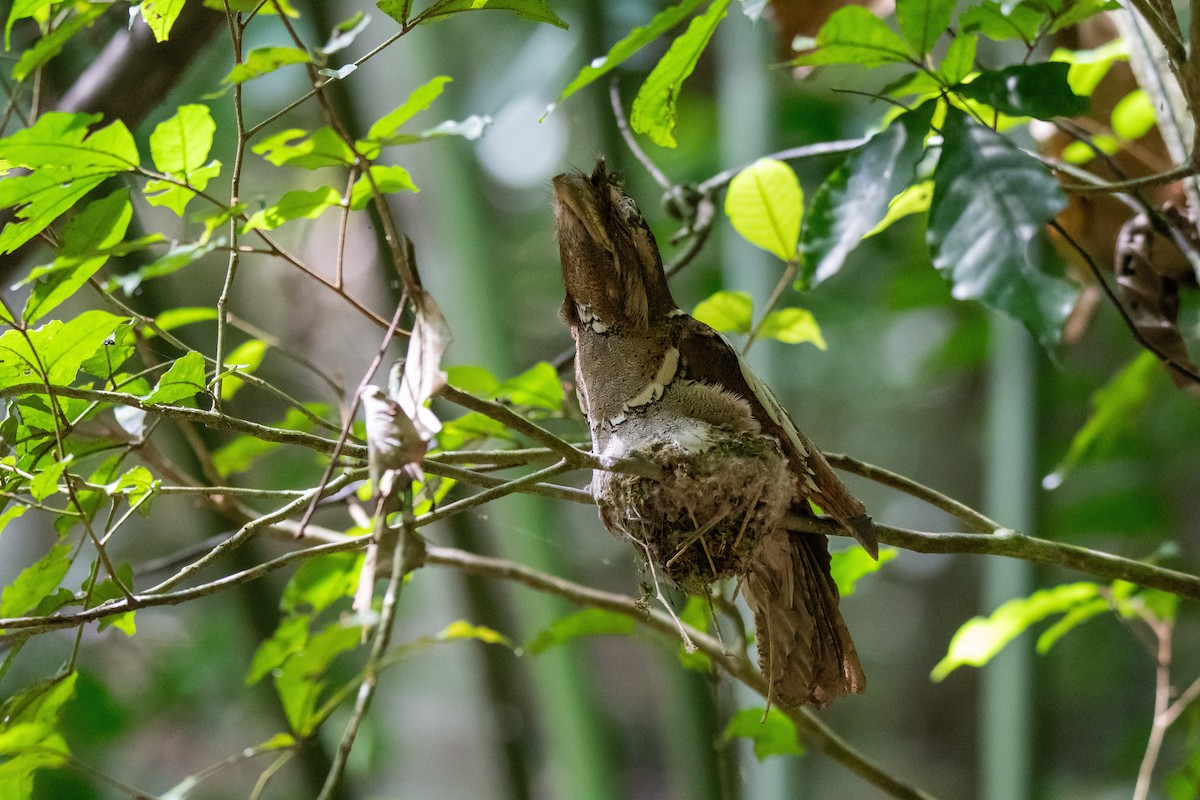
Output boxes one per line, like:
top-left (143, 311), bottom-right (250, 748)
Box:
top-left (552, 159), bottom-right (876, 708)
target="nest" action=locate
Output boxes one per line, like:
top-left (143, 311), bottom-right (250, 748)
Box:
top-left (594, 430), bottom-right (794, 592)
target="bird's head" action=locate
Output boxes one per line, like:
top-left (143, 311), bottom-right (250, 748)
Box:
top-left (552, 159), bottom-right (675, 334)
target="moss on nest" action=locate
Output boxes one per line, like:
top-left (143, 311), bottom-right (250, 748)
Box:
top-left (594, 430), bottom-right (793, 592)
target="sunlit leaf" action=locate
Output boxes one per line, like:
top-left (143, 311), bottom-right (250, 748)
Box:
top-left (112, 239), bottom-right (222, 295)
top-left (248, 614), bottom-right (311, 686)
top-left (791, 6), bottom-right (915, 67)
top-left (253, 127), bottom-right (354, 169)
top-left (896, 0), bottom-right (956, 56)
top-left (722, 706), bottom-right (804, 759)
top-left (273, 622), bottom-right (362, 736)
top-left (863, 180), bottom-right (933, 237)
top-left (959, 1), bottom-right (1044, 42)
top-left (347, 165), bottom-right (419, 210)
top-left (1110, 89), bottom-right (1156, 141)
top-left (497, 362), bottom-right (562, 411)
top-left (801, 103), bottom-right (932, 285)
top-left (0, 310), bottom-right (126, 387)
top-left (524, 608), bottom-right (635, 655)
top-left (829, 546), bottom-right (896, 595)
top-left (693, 290), bottom-right (753, 334)
top-left (281, 552), bottom-right (362, 616)
top-left (631, 0), bottom-right (731, 148)
top-left (0, 671), bottom-right (76, 795)
top-left (224, 47), bottom-right (311, 84)
top-left (927, 108), bottom-right (1078, 347)
top-left (376, 0), bottom-right (414, 24)
top-left (726, 158), bottom-right (802, 260)
top-left (212, 405), bottom-right (326, 476)
top-left (21, 189), bottom-right (133, 323)
top-left (931, 582), bottom-right (1101, 681)
top-left (364, 75), bottom-right (452, 143)
top-left (1050, 39), bottom-right (1128, 97)
top-left (243, 186), bottom-right (342, 232)
top-left (445, 365), bottom-right (502, 397)
top-left (437, 620), bottom-right (513, 647)
top-left (220, 339), bottom-right (268, 400)
top-left (419, 0), bottom-right (567, 28)
top-left (939, 33), bottom-right (977, 84)
top-left (757, 308), bottom-right (826, 349)
top-left (29, 454), bottom-right (70, 502)
top-left (143, 351), bottom-right (207, 407)
top-left (555, 0), bottom-right (708, 105)
top-left (140, 0), bottom-right (187, 41)
top-left (13, 4), bottom-right (106, 81)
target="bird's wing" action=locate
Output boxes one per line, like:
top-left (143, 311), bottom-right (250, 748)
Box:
top-left (675, 316), bottom-right (877, 557)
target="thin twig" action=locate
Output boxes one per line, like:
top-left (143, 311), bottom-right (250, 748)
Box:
top-left (610, 78), bottom-right (671, 189)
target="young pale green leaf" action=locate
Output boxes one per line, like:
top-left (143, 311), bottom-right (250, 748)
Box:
top-left (801, 103), bottom-right (933, 285)
top-left (21, 189), bottom-right (133, 323)
top-left (111, 238), bottom-right (221, 295)
top-left (243, 186), bottom-right (342, 232)
top-left (524, 608), bottom-right (635, 655)
top-left (722, 707), bottom-right (804, 759)
top-left (896, 0), bottom-right (956, 56)
top-left (436, 411), bottom-right (511, 451)
top-left (927, 109), bottom-right (1078, 348)
top-left (0, 310), bottom-right (125, 387)
top-left (113, 465), bottom-right (158, 509)
top-left (726, 158), bottom-right (802, 260)
top-left (249, 615), bottom-right (311, 685)
top-left (555, 0), bottom-right (708, 105)
top-left (147, 104), bottom-right (218, 214)
top-left (437, 620), bottom-right (513, 647)
top-left (758, 308), bottom-right (827, 349)
top-left (0, 671), bottom-right (76, 794)
top-left (958, 1), bottom-right (1043, 43)
top-left (0, 113), bottom-right (138, 254)
top-left (931, 582), bottom-right (1101, 681)
top-left (347, 165), bottom-right (419, 210)
top-left (1050, 39), bottom-right (1127, 96)
top-left (791, 6), bottom-right (915, 67)
top-left (693, 290), bottom-right (753, 334)
top-left (273, 622), bottom-right (363, 736)
top-left (13, 4), bottom-right (107, 81)
top-left (0, 542), bottom-right (72, 617)
top-left (143, 351), bottom-right (207, 406)
top-left (419, 0), bottom-right (567, 28)
top-left (863, 180), bottom-right (933, 237)
top-left (1034, 597), bottom-right (1109, 653)
top-left (6, 0), bottom-right (55, 49)
top-left (939, 33), bottom-right (977, 84)
top-left (957, 62), bottom-right (1088, 120)
top-left (224, 47), bottom-right (311, 85)
top-left (1110, 89), bottom-right (1155, 141)
top-left (220, 339), bottom-right (268, 401)
top-left (365, 75), bottom-right (452, 143)
top-left (140, 0), bottom-right (187, 41)
top-left (253, 127), bottom-right (354, 169)
top-left (143, 160), bottom-right (220, 216)
top-left (29, 455), bottom-right (70, 502)
top-left (829, 546), bottom-right (896, 595)
top-left (631, 0), bottom-right (731, 148)
top-left (1043, 351), bottom-right (1159, 489)
top-left (445, 365), bottom-right (503, 397)
top-left (149, 307), bottom-right (220, 334)
top-left (1047, 0), bottom-right (1119, 32)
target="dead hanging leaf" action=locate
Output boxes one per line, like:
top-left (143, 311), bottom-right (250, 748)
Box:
top-left (393, 285), bottom-right (450, 443)
top-left (1114, 210), bottom-right (1200, 389)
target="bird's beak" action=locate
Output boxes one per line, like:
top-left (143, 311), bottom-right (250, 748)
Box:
top-left (552, 172), bottom-right (613, 253)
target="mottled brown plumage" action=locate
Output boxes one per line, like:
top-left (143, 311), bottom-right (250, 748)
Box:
top-left (552, 160), bottom-right (872, 708)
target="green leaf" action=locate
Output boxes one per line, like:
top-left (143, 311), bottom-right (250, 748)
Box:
top-left (959, 1), bottom-right (1044, 43)
top-left (437, 620), bottom-right (513, 647)
top-left (0, 310), bottom-right (126, 387)
top-left (1110, 89), bottom-right (1155, 141)
top-left (21, 189), bottom-right (133, 323)
top-left (144, 104), bottom-right (220, 216)
top-left (957, 62), bottom-right (1088, 120)
top-left (347, 165), bottom-right (419, 210)
top-left (273, 622), bottom-right (362, 736)
top-left (0, 671), bottom-right (76, 795)
top-left (693, 291), bottom-right (753, 334)
top-left (0, 542), bottom-right (72, 617)
top-left (248, 614), bottom-right (312, 685)
top-left (436, 411), bottom-right (511, 450)
top-left (252, 127), bottom-right (354, 169)
top-left (927, 109), bottom-right (1078, 347)
top-left (281, 552), bottom-right (361, 616)
top-left (150, 307), bottom-right (220, 333)
top-left (1034, 597), bottom-right (1108, 653)
top-left (829, 546), bottom-right (895, 595)
top-left (243, 186), bottom-right (342, 232)
top-left (757, 308), bottom-right (826, 349)
top-left (13, 4), bottom-right (107, 81)
top-left (220, 339), bottom-right (267, 400)
top-left (112, 239), bottom-right (221, 294)
top-left (419, 0), bottom-right (568, 28)
top-left (143, 351), bottom-right (207, 406)
top-left (140, 0), bottom-right (187, 41)
top-left (112, 465), bottom-right (158, 509)
top-left (939, 33), bottom-right (977, 84)
top-left (725, 158), bottom-right (802, 260)
top-left (6, 0), bottom-right (55, 49)
top-left (791, 6), bottom-right (915, 67)
top-left (1043, 351), bottom-right (1159, 488)
top-left (631, 0), bottom-right (731, 148)
top-left (1047, 0), bottom-right (1119, 32)
top-left (801, 103), bottom-right (932, 285)
top-left (722, 706), bottom-right (804, 759)
top-left (524, 608), bottom-right (635, 655)
top-left (88, 561), bottom-right (138, 635)
top-left (496, 362), bottom-right (562, 411)
top-left (445, 365), bottom-right (502, 397)
top-left (224, 46), bottom-right (311, 84)
top-left (896, 0), bottom-right (956, 56)
top-left (555, 0), bottom-right (708, 105)
top-left (931, 582), bottom-right (1100, 681)
top-left (1049, 39), bottom-right (1128, 97)
top-left (0, 113), bottom-right (138, 254)
top-left (364, 76), bottom-right (452, 143)
top-left (211, 405), bottom-right (324, 477)
top-left (29, 454), bottom-right (70, 502)
top-left (376, 0), bottom-right (414, 24)
top-left (863, 180), bottom-right (933, 237)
